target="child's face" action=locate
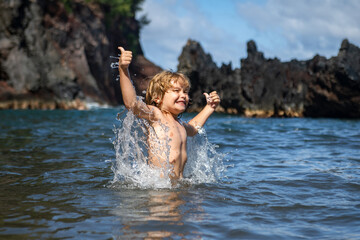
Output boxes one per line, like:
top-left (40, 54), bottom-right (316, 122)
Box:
top-left (160, 79), bottom-right (189, 116)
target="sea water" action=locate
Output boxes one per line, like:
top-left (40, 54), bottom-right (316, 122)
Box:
top-left (1, 109), bottom-right (360, 239)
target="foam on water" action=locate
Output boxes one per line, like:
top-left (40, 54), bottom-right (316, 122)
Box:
top-left (110, 109), bottom-right (226, 189)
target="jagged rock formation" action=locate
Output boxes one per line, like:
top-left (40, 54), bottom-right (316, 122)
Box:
top-left (305, 40), bottom-right (360, 117)
top-left (0, 0), bottom-right (161, 109)
top-left (178, 39), bottom-right (360, 118)
top-left (1, 1), bottom-right (359, 117)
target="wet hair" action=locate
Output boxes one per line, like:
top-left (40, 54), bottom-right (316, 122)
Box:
top-left (145, 71), bottom-right (191, 107)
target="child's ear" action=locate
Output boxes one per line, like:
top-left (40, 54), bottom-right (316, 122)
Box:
top-left (154, 97), bottom-right (160, 105)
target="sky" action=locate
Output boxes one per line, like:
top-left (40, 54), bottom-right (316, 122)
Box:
top-left (136, 0), bottom-right (360, 70)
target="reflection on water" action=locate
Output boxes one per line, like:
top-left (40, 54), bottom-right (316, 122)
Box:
top-left (111, 187), bottom-right (206, 239)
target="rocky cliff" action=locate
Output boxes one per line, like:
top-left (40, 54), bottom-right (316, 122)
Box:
top-left (0, 0), bottom-right (161, 109)
top-left (178, 39), bottom-right (360, 118)
top-left (1, 1), bottom-right (359, 118)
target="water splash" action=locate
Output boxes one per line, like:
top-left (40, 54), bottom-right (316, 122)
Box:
top-left (111, 109), bottom-right (226, 189)
top-left (110, 55), bottom-right (137, 81)
top-left (110, 56), bottom-right (120, 81)
top-left (110, 111), bottom-right (170, 189)
top-left (110, 62), bottom-right (119, 69)
top-left (110, 56), bottom-right (119, 69)
top-left (185, 127), bottom-right (226, 184)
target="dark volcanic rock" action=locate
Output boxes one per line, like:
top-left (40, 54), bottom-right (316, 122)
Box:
top-left (1, 0), bottom-right (359, 116)
top-left (0, 0), bottom-right (161, 109)
top-left (178, 40), bottom-right (244, 114)
top-left (240, 40), bottom-right (308, 117)
top-left (304, 40), bottom-right (360, 117)
top-left (178, 39), bottom-right (360, 118)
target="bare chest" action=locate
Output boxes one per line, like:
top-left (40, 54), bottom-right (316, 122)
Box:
top-left (151, 119), bottom-right (187, 144)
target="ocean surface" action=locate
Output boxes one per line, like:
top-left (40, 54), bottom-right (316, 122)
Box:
top-left (1, 108), bottom-right (360, 239)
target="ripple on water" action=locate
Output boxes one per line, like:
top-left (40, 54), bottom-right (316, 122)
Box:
top-left (1, 111), bottom-right (360, 239)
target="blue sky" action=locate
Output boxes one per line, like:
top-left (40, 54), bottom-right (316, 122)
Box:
top-left (137, 0), bottom-right (360, 70)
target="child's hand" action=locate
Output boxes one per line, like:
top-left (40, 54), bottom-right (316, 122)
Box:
top-left (203, 91), bottom-right (220, 109)
top-left (118, 47), bottom-right (132, 70)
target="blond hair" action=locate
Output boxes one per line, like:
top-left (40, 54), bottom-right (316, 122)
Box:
top-left (145, 71), bottom-right (191, 107)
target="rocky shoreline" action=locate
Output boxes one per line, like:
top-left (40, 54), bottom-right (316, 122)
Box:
top-left (178, 39), bottom-right (360, 118)
top-left (1, 0), bottom-right (359, 117)
top-left (0, 0), bottom-right (161, 110)
top-left (0, 98), bottom-right (87, 110)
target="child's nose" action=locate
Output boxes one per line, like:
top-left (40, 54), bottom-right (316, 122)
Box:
top-left (180, 91), bottom-right (188, 98)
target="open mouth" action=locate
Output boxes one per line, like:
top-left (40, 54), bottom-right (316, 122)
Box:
top-left (176, 101), bottom-right (187, 106)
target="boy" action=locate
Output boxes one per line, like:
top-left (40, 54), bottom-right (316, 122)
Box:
top-left (118, 47), bottom-right (220, 180)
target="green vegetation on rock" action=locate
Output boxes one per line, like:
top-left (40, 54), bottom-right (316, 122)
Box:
top-left (60, 0), bottom-right (149, 53)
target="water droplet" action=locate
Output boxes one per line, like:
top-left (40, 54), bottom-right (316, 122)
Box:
top-left (111, 62), bottom-right (119, 69)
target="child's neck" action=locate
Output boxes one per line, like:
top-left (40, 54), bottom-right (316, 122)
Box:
top-left (160, 109), bottom-right (179, 120)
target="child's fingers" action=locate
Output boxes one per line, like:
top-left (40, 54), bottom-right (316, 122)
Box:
top-left (118, 47), bottom-right (133, 66)
top-left (209, 91), bottom-right (219, 98)
top-left (118, 47), bottom-right (133, 58)
top-left (209, 92), bottom-right (220, 102)
top-left (204, 92), bottom-right (220, 109)
top-left (121, 55), bottom-right (132, 62)
top-left (121, 52), bottom-right (132, 59)
top-left (212, 97), bottom-right (220, 102)
top-left (118, 46), bottom-right (125, 53)
top-left (204, 92), bottom-right (220, 100)
top-left (203, 92), bottom-right (210, 101)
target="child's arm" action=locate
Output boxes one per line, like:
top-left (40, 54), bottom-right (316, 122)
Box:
top-left (185, 91), bottom-right (220, 136)
top-left (118, 47), bottom-right (137, 109)
top-left (118, 47), bottom-right (158, 120)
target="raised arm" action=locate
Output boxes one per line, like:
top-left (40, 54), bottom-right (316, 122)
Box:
top-left (118, 47), bottom-right (138, 109)
top-left (118, 47), bottom-right (156, 120)
top-left (186, 91), bottom-right (220, 136)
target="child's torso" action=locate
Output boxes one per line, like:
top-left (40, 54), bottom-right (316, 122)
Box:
top-left (148, 117), bottom-right (187, 179)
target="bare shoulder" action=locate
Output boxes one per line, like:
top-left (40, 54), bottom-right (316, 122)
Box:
top-left (146, 105), bottom-right (163, 122)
